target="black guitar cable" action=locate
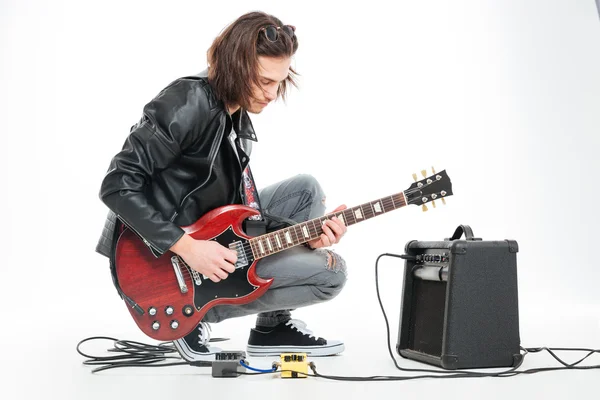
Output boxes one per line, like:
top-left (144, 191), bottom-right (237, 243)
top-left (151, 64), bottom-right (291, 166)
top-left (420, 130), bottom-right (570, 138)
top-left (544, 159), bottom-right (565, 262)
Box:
top-left (302, 253), bottom-right (600, 382)
top-left (76, 336), bottom-right (234, 372)
top-left (76, 336), bottom-right (202, 373)
top-left (76, 336), bottom-right (291, 375)
top-left (76, 336), bottom-right (304, 377)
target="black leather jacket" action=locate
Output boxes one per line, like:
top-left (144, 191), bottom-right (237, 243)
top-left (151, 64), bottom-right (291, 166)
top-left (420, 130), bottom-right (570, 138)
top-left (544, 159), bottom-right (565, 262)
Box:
top-left (95, 70), bottom-right (256, 259)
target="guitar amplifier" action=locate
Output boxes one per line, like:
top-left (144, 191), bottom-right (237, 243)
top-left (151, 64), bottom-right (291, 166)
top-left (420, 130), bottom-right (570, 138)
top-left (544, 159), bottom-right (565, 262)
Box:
top-left (396, 225), bottom-right (522, 369)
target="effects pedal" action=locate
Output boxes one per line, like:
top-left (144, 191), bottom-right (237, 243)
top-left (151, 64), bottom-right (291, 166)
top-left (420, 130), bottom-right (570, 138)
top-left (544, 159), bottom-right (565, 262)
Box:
top-left (212, 351), bottom-right (246, 378)
top-left (280, 353), bottom-right (309, 378)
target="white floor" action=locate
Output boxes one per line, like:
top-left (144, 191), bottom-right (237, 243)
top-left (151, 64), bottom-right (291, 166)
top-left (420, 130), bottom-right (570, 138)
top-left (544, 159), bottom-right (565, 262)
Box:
top-left (4, 222), bottom-right (600, 399)
top-left (5, 287), bottom-right (599, 400)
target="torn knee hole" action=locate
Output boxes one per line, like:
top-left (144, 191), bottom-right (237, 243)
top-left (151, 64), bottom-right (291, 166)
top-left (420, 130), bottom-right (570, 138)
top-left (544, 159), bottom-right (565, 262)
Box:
top-left (323, 249), bottom-right (345, 273)
top-left (325, 251), bottom-right (335, 269)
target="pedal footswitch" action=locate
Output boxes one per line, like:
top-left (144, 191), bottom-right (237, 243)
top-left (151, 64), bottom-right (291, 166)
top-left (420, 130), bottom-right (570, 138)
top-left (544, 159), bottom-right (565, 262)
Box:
top-left (280, 353), bottom-right (308, 378)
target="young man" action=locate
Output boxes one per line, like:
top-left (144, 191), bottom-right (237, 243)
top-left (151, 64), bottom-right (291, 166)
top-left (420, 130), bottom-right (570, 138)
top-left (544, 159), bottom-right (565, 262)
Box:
top-left (96, 11), bottom-right (348, 361)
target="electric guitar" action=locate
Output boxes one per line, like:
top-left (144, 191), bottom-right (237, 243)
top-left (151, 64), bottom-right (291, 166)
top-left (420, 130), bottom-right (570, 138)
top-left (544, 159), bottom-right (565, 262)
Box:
top-left (115, 168), bottom-right (453, 340)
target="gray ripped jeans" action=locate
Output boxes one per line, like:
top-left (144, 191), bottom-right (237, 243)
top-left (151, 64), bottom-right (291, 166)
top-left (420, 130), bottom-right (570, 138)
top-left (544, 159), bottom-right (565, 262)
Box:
top-left (202, 174), bottom-right (348, 327)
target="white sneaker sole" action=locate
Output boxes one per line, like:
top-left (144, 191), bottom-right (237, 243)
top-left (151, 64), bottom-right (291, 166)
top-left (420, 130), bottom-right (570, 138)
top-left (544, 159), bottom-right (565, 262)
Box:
top-left (246, 342), bottom-right (345, 357)
top-left (173, 339), bottom-right (222, 362)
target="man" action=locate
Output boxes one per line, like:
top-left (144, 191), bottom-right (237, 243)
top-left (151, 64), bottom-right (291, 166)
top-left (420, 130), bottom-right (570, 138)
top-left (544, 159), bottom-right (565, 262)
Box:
top-left (96, 11), bottom-right (348, 361)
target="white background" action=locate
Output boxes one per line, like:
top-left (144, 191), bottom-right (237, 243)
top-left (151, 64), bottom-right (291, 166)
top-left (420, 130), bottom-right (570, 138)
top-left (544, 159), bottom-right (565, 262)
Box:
top-left (1, 0), bottom-right (599, 398)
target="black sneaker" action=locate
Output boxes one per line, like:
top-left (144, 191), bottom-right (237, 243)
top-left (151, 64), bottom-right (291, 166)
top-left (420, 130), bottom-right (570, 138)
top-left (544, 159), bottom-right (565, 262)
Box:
top-left (246, 319), bottom-right (344, 357)
top-left (173, 322), bottom-right (222, 362)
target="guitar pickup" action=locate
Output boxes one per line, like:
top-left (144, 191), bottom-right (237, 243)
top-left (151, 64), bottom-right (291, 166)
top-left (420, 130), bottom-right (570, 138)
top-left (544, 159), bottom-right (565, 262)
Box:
top-left (230, 241), bottom-right (248, 269)
top-left (195, 241), bottom-right (250, 283)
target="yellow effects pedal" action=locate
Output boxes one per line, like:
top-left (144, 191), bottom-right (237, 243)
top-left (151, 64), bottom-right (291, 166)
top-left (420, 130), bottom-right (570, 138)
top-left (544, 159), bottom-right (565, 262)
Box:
top-left (280, 353), bottom-right (308, 378)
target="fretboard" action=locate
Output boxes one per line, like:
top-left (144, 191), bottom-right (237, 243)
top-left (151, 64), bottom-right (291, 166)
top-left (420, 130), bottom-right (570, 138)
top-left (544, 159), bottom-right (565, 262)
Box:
top-left (249, 191), bottom-right (407, 260)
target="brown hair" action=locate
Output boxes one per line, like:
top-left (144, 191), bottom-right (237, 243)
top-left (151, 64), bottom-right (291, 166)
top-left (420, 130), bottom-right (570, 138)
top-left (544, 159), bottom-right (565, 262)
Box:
top-left (207, 11), bottom-right (299, 110)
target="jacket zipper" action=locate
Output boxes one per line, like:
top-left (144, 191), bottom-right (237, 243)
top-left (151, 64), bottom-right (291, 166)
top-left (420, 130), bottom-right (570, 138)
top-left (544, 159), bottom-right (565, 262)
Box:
top-left (117, 214), bottom-right (163, 255)
top-left (169, 115), bottom-right (229, 222)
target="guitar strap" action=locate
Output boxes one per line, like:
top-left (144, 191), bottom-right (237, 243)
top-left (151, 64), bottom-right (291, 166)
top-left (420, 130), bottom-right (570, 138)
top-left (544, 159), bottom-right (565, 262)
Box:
top-left (240, 163), bottom-right (268, 236)
top-left (237, 137), bottom-right (298, 235)
top-left (241, 164), bottom-right (263, 220)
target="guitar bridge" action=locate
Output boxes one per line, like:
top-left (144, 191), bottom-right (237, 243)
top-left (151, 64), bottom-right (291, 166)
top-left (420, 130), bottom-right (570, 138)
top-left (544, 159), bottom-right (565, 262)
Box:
top-left (170, 256), bottom-right (189, 293)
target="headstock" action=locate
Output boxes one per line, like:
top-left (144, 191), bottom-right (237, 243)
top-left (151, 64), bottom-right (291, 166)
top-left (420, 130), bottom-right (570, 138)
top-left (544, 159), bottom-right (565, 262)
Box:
top-left (404, 167), bottom-right (453, 211)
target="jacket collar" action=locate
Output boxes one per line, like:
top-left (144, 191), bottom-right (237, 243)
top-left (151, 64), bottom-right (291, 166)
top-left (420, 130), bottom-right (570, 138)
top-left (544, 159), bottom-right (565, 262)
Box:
top-left (197, 69), bottom-right (258, 142)
top-left (230, 108), bottom-right (257, 142)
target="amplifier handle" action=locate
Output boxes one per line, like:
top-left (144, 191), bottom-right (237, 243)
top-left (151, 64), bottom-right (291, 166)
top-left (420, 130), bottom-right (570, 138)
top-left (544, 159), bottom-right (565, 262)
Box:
top-left (446, 224), bottom-right (481, 241)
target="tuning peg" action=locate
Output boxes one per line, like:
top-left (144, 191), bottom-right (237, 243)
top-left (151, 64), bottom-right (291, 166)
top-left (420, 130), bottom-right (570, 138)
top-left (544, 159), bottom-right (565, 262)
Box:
top-left (422, 204), bottom-right (428, 212)
top-left (421, 169), bottom-right (427, 178)
top-left (412, 173), bottom-right (418, 182)
top-left (431, 199), bottom-right (436, 208)
top-left (432, 166), bottom-right (436, 174)
top-left (441, 198), bottom-right (446, 205)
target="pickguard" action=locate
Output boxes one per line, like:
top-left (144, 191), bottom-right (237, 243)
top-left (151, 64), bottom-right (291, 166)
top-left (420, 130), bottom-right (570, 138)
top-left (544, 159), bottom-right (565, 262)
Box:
top-left (192, 226), bottom-right (257, 310)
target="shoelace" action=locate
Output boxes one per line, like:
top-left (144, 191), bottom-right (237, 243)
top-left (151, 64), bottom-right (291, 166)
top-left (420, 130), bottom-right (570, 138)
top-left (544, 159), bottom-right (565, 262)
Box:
top-left (285, 319), bottom-right (322, 340)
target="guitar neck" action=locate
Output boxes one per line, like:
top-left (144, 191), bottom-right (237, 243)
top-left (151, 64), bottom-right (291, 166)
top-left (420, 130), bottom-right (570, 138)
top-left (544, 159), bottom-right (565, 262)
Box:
top-left (249, 191), bottom-right (408, 260)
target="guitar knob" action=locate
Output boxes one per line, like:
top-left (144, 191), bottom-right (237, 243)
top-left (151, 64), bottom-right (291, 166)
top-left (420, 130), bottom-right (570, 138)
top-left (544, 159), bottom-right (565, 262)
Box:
top-left (165, 306), bottom-right (174, 315)
top-left (170, 320), bottom-right (179, 329)
top-left (183, 305), bottom-right (194, 317)
top-left (148, 307), bottom-right (157, 316)
top-left (152, 321), bottom-right (160, 330)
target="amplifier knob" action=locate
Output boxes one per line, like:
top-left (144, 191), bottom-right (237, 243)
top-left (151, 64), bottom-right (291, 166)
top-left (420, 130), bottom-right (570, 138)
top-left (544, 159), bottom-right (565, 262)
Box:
top-left (165, 306), bottom-right (174, 315)
top-left (152, 321), bottom-right (160, 330)
top-left (148, 307), bottom-right (157, 316)
top-left (170, 320), bottom-right (179, 329)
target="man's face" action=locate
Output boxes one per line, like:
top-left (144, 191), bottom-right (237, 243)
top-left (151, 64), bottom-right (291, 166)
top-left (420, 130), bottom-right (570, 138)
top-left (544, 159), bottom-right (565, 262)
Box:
top-left (246, 56), bottom-right (292, 114)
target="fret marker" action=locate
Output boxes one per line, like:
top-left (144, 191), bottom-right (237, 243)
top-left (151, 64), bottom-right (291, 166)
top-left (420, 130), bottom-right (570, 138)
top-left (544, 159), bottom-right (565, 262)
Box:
top-left (266, 236), bottom-right (273, 251)
top-left (258, 240), bottom-right (265, 254)
top-left (285, 231), bottom-right (292, 244)
top-left (354, 209), bottom-right (363, 219)
top-left (374, 202), bottom-right (382, 213)
top-left (337, 214), bottom-right (345, 225)
top-left (302, 226), bottom-right (310, 238)
top-left (275, 234), bottom-right (282, 248)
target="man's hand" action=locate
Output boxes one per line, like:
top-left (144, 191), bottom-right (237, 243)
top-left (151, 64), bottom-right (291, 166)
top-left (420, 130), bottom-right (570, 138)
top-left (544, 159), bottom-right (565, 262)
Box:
top-left (170, 234), bottom-right (237, 283)
top-left (307, 205), bottom-right (348, 249)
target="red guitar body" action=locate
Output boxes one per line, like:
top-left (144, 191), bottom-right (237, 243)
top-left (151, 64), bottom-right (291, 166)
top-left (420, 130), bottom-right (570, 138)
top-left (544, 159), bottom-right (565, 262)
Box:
top-left (115, 205), bottom-right (272, 341)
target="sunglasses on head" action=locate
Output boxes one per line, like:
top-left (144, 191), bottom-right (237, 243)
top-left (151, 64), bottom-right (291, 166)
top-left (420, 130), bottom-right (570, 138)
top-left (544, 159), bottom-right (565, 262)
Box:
top-left (259, 25), bottom-right (296, 42)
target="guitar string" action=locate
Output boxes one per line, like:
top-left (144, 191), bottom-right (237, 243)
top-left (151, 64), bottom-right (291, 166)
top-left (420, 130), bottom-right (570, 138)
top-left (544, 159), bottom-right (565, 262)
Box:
top-left (198, 192), bottom-right (419, 263)
top-left (142, 183), bottom-right (447, 281)
top-left (181, 195), bottom-right (401, 264)
top-left (236, 194), bottom-right (410, 254)
top-left (171, 196), bottom-right (405, 281)
top-left (151, 185), bottom-right (437, 267)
